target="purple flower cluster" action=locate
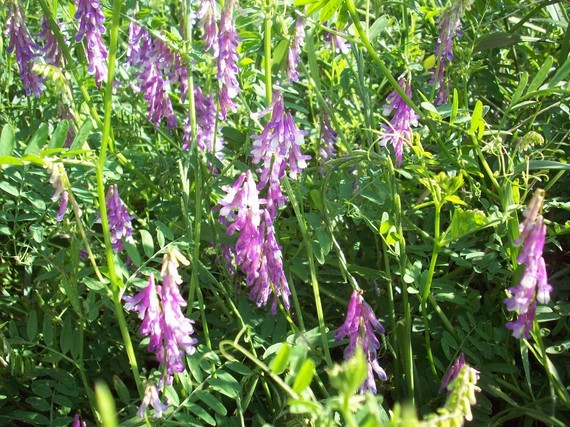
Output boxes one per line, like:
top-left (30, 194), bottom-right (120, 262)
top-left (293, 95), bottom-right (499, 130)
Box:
top-left (104, 185), bottom-right (135, 253)
top-left (48, 162), bottom-right (69, 221)
top-left (75, 0), bottom-right (108, 89)
top-left (71, 413), bottom-right (87, 427)
top-left (217, 171), bottom-right (291, 313)
top-left (324, 24), bottom-right (350, 55)
top-left (138, 382), bottom-right (168, 418)
top-left (380, 78), bottom-right (419, 165)
top-left (127, 23), bottom-right (187, 130)
top-left (286, 18), bottom-right (305, 83)
top-left (432, 0), bottom-right (472, 105)
top-left (217, 0), bottom-right (240, 118)
top-left (199, 0), bottom-right (219, 56)
top-left (251, 90), bottom-right (310, 187)
top-left (182, 86), bottom-right (224, 160)
top-left (124, 248), bottom-right (198, 385)
top-left (439, 353), bottom-right (465, 394)
top-left (37, 16), bottom-right (64, 66)
top-left (318, 104), bottom-right (338, 174)
top-left (5, 1), bottom-right (46, 97)
top-left (505, 190), bottom-right (552, 339)
top-left (335, 290), bottom-right (387, 394)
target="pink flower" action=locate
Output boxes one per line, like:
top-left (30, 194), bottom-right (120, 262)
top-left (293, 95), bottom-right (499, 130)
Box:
top-left (217, 0), bottom-right (240, 118)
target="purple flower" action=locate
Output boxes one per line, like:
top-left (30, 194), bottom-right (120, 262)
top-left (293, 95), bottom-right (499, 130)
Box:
top-left (5, 2), bottom-right (46, 96)
top-left (182, 86), bottom-right (224, 160)
top-left (251, 90), bottom-right (310, 188)
top-left (71, 413), bottom-right (87, 427)
top-left (324, 24), bottom-right (350, 55)
top-left (505, 190), bottom-right (552, 339)
top-left (380, 78), bottom-right (419, 165)
top-left (48, 162), bottom-right (69, 221)
top-left (137, 382), bottom-right (169, 418)
top-left (75, 0), bottom-right (108, 89)
top-left (217, 0), bottom-right (240, 118)
top-left (124, 249), bottom-right (198, 386)
top-left (199, 0), bottom-right (218, 56)
top-left (335, 290), bottom-right (387, 394)
top-left (126, 19), bottom-right (149, 67)
top-left (217, 171), bottom-right (291, 313)
top-left (431, 0), bottom-right (472, 105)
top-left (104, 185), bottom-right (135, 253)
top-left (37, 16), bottom-right (64, 66)
top-left (286, 18), bottom-right (304, 83)
top-left (439, 353), bottom-right (465, 394)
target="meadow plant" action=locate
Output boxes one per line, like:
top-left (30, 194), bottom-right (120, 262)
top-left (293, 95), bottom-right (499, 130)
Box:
top-left (74, 0), bottom-right (108, 88)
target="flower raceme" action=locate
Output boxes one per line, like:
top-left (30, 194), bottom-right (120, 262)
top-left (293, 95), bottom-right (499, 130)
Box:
top-left (103, 185), bottom-right (135, 253)
top-left (217, 0), bottom-right (240, 118)
top-left (286, 18), bottom-right (305, 83)
top-left (335, 290), bottom-right (387, 394)
top-left (5, 1), bottom-right (46, 97)
top-left (380, 78), bottom-right (419, 165)
top-left (505, 190), bottom-right (553, 339)
top-left (74, 0), bottom-right (108, 89)
top-left (138, 382), bottom-right (169, 419)
top-left (124, 249), bottom-right (198, 388)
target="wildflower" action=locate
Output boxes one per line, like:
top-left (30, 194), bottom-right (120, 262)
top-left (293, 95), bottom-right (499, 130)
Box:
top-left (199, 0), bottom-right (218, 56)
top-left (6, 1), bottom-right (46, 96)
top-left (126, 19), bottom-right (149, 67)
top-left (75, 0), bottom-right (108, 89)
top-left (217, 0), bottom-right (240, 118)
top-left (182, 86), bottom-right (224, 160)
top-left (439, 353), bottom-right (465, 394)
top-left (72, 413), bottom-right (87, 427)
top-left (251, 90), bottom-right (310, 187)
top-left (505, 190), bottom-right (552, 339)
top-left (137, 382), bottom-right (169, 418)
top-left (335, 290), bottom-right (387, 394)
top-left (124, 249), bottom-right (198, 386)
top-left (48, 162), bottom-right (69, 221)
top-left (37, 16), bottom-right (64, 66)
top-left (104, 185), bottom-right (135, 253)
top-left (286, 18), bottom-right (304, 83)
top-left (324, 24), bottom-right (350, 55)
top-left (431, 0), bottom-right (473, 105)
top-left (379, 78), bottom-right (419, 165)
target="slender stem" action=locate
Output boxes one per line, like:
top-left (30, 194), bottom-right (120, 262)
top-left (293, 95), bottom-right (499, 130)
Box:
top-left (264, 3), bottom-right (273, 103)
top-left (283, 177), bottom-right (333, 368)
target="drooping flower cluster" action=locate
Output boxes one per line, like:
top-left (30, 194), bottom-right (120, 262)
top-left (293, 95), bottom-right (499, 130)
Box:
top-left (431, 0), bottom-right (473, 105)
top-left (217, 171), bottom-right (291, 313)
top-left (439, 353), bottom-right (465, 394)
top-left (74, 0), bottom-right (108, 89)
top-left (217, 0), bottom-right (241, 118)
top-left (137, 382), bottom-right (169, 419)
top-left (199, 0), bottom-right (219, 56)
top-left (505, 190), bottom-right (552, 339)
top-left (251, 90), bottom-right (310, 187)
top-left (126, 22), bottom-right (187, 130)
top-left (318, 104), bottom-right (338, 174)
top-left (37, 16), bottom-right (65, 66)
top-left (5, 1), bottom-right (46, 97)
top-left (335, 290), bottom-right (387, 394)
top-left (324, 24), bottom-right (350, 55)
top-left (47, 162), bottom-right (69, 221)
top-left (380, 78), bottom-right (419, 165)
top-left (103, 185), bottom-right (135, 253)
top-left (182, 86), bottom-right (224, 160)
top-left (124, 249), bottom-right (198, 386)
top-left (286, 18), bottom-right (305, 83)
top-left (71, 413), bottom-right (87, 427)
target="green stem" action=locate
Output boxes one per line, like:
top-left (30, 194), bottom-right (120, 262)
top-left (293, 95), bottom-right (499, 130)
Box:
top-left (283, 177), bottom-right (333, 368)
top-left (264, 3), bottom-right (273, 103)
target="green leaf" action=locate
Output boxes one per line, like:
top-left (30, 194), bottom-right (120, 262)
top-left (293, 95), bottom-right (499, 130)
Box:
top-left (369, 15), bottom-right (389, 41)
top-left (42, 313), bottom-right (54, 346)
top-left (71, 120), bottom-right (93, 150)
top-left (195, 390), bottom-right (227, 416)
top-left (514, 160), bottom-right (570, 174)
top-left (292, 358), bottom-right (316, 393)
top-left (48, 120), bottom-right (69, 149)
top-left (0, 124), bottom-right (15, 156)
top-left (140, 229), bottom-right (154, 258)
top-left (27, 310), bottom-right (38, 341)
top-left (319, 0), bottom-right (343, 22)
top-left (548, 56), bottom-right (570, 88)
top-left (511, 72), bottom-right (528, 105)
top-left (445, 208), bottom-right (488, 242)
top-left (272, 38), bottom-right (289, 73)
top-left (113, 375), bottom-right (131, 405)
top-left (0, 155), bottom-right (24, 166)
top-left (207, 377), bottom-right (239, 399)
top-left (25, 123), bottom-right (49, 155)
top-left (123, 241), bottom-right (141, 267)
top-left (187, 402), bottom-right (216, 426)
top-left (270, 343), bottom-right (291, 375)
top-left (527, 56), bottom-right (553, 93)
top-left (450, 88), bottom-right (458, 125)
top-left (25, 396), bottom-right (51, 412)
top-left (95, 381), bottom-right (118, 427)
top-left (60, 315), bottom-right (73, 355)
top-left (469, 100), bottom-right (485, 138)
top-left (474, 32), bottom-right (523, 52)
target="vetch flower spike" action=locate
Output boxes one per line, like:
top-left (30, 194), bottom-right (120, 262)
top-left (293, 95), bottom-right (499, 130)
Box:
top-left (286, 18), bottom-right (304, 83)
top-left (103, 185), bottom-right (135, 253)
top-left (217, 0), bottom-right (240, 118)
top-left (380, 77), bottom-right (419, 165)
top-left (47, 162), bottom-right (70, 221)
top-left (6, 1), bottom-right (46, 96)
top-left (505, 189), bottom-right (552, 339)
top-left (137, 382), bottom-right (169, 418)
top-left (335, 290), bottom-right (387, 394)
top-left (75, 0), bottom-right (108, 89)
